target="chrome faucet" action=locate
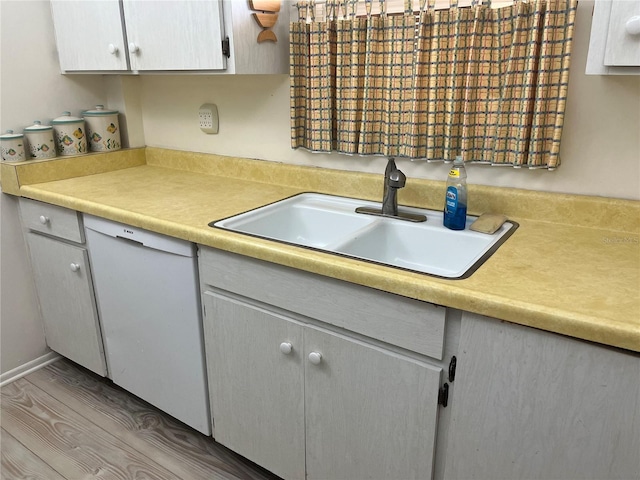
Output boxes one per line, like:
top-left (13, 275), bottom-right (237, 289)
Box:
top-left (356, 158), bottom-right (426, 222)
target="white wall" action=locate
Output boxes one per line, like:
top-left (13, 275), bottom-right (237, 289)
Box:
top-left (0, 0), bottom-right (106, 374)
top-left (137, 0), bottom-right (640, 200)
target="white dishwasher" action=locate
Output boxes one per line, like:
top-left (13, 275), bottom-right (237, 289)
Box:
top-left (84, 215), bottom-right (210, 435)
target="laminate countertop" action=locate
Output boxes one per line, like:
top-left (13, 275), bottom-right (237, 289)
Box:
top-left (3, 148), bottom-right (639, 352)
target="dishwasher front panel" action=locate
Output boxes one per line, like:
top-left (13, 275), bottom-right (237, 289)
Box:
top-left (85, 217), bottom-right (211, 435)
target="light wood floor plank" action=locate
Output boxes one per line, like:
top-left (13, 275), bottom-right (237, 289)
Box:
top-left (1, 378), bottom-right (179, 480)
top-left (26, 360), bottom-right (275, 480)
top-left (1, 428), bottom-right (67, 480)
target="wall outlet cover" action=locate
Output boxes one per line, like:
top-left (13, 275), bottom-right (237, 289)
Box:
top-left (199, 103), bottom-right (219, 134)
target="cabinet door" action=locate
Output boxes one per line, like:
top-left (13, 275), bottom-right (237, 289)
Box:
top-left (605, 0), bottom-right (640, 66)
top-left (444, 312), bottom-right (640, 479)
top-left (51, 0), bottom-right (128, 71)
top-left (122, 0), bottom-right (226, 71)
top-left (26, 233), bottom-right (107, 376)
top-left (304, 327), bottom-right (442, 480)
top-left (203, 292), bottom-right (305, 480)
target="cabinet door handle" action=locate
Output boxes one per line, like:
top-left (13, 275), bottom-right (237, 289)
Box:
top-left (626, 16), bottom-right (640, 35)
top-left (128, 42), bottom-right (139, 54)
top-left (308, 351), bottom-right (322, 365)
top-left (279, 342), bottom-right (293, 355)
top-left (108, 43), bottom-right (119, 54)
top-left (70, 263), bottom-right (80, 272)
top-left (39, 215), bottom-right (50, 225)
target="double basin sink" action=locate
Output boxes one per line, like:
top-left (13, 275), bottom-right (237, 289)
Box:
top-left (212, 193), bottom-right (517, 279)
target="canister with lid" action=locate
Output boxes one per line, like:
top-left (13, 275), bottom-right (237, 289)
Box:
top-left (82, 105), bottom-right (121, 152)
top-left (1, 130), bottom-right (27, 162)
top-left (23, 121), bottom-right (57, 159)
top-left (51, 112), bottom-right (87, 156)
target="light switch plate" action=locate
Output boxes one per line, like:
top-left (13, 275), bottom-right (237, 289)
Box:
top-left (199, 103), bottom-right (219, 134)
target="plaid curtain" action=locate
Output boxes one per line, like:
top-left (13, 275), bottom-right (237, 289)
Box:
top-left (290, 0), bottom-right (577, 169)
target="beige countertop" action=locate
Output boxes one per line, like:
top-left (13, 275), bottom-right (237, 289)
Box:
top-left (3, 148), bottom-right (639, 352)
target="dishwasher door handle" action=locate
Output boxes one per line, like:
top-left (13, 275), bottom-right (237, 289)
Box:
top-left (115, 235), bottom-right (144, 246)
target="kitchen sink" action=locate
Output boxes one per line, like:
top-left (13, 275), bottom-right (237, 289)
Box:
top-left (211, 193), bottom-right (517, 279)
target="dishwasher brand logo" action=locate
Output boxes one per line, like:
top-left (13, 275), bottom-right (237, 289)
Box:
top-left (123, 229), bottom-right (134, 235)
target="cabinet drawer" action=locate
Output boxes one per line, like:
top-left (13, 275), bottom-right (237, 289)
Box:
top-left (19, 198), bottom-right (84, 243)
top-left (199, 246), bottom-right (446, 360)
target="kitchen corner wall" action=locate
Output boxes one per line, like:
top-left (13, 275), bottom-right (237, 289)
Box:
top-left (0, 0), bottom-right (106, 374)
top-left (134, 0), bottom-right (640, 200)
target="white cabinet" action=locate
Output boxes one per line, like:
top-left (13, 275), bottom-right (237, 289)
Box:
top-left (121, 0), bottom-right (225, 71)
top-left (587, 0), bottom-right (640, 74)
top-left (19, 198), bottom-right (107, 376)
top-left (50, 0), bottom-right (289, 74)
top-left (199, 247), bottom-right (449, 480)
top-left (51, 0), bottom-right (225, 72)
top-left (50, 0), bottom-right (128, 71)
top-left (204, 293), bottom-right (305, 480)
top-left (303, 325), bottom-right (441, 480)
top-left (444, 312), bottom-right (640, 479)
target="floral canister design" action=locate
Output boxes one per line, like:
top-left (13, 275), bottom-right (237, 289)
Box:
top-left (0, 130), bottom-right (27, 162)
top-left (23, 121), bottom-right (57, 159)
top-left (82, 105), bottom-right (121, 152)
top-left (51, 112), bottom-right (87, 156)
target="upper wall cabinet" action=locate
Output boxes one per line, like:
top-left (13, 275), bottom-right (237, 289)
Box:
top-left (586, 0), bottom-right (640, 74)
top-left (50, 0), bottom-right (289, 74)
top-left (122, 0), bottom-right (226, 71)
top-left (51, 0), bottom-right (129, 71)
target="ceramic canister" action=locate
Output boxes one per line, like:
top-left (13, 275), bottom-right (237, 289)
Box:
top-left (0, 130), bottom-right (27, 162)
top-left (51, 112), bottom-right (87, 156)
top-left (82, 105), bottom-right (121, 152)
top-left (23, 121), bottom-right (57, 159)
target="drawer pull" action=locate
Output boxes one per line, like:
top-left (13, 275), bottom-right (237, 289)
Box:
top-left (280, 342), bottom-right (293, 355)
top-left (308, 351), bottom-right (322, 365)
top-left (70, 263), bottom-right (80, 272)
top-left (39, 215), bottom-right (50, 225)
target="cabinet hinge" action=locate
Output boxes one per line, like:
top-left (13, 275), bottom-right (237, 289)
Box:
top-left (222, 36), bottom-right (230, 58)
top-left (438, 383), bottom-right (449, 408)
top-left (448, 356), bottom-right (457, 382)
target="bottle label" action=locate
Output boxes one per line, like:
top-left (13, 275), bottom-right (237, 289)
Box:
top-left (449, 169), bottom-right (460, 178)
top-left (446, 186), bottom-right (458, 212)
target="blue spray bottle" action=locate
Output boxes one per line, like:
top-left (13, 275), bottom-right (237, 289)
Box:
top-left (443, 156), bottom-right (468, 230)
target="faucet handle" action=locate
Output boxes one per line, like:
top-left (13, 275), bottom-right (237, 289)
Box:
top-left (388, 169), bottom-right (406, 188)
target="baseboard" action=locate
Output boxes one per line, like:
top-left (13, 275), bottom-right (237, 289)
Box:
top-left (0, 351), bottom-right (61, 387)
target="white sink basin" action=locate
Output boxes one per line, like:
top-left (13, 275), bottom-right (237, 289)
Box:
top-left (212, 194), bottom-right (377, 249)
top-left (212, 193), bottom-right (517, 279)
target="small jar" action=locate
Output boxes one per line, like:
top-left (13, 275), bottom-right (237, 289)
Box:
top-left (51, 112), bottom-right (87, 156)
top-left (23, 121), bottom-right (57, 159)
top-left (82, 105), bottom-right (121, 152)
top-left (0, 130), bottom-right (27, 162)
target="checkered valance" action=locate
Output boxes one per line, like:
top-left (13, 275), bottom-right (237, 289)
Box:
top-left (290, 0), bottom-right (577, 169)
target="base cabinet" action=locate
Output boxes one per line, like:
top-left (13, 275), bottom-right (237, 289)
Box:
top-left (444, 312), bottom-right (640, 479)
top-left (204, 292), bottom-right (306, 480)
top-left (204, 291), bottom-right (441, 480)
top-left (200, 248), bottom-right (447, 480)
top-left (20, 198), bottom-right (107, 376)
top-left (303, 325), bottom-right (440, 480)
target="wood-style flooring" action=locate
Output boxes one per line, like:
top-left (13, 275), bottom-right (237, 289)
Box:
top-left (1, 359), bottom-right (279, 480)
